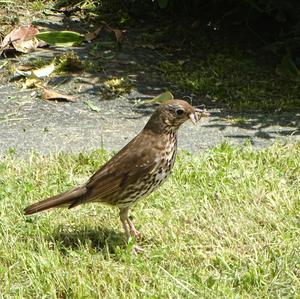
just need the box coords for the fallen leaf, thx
[0,24,38,47]
[12,37,39,53]
[32,63,55,78]
[101,21,126,44]
[0,24,39,54]
[15,68,32,77]
[15,62,55,79]
[85,26,103,42]
[37,40,48,48]
[84,100,101,112]
[111,28,126,44]
[145,91,174,103]
[41,87,76,102]
[16,64,34,71]
[36,31,84,47]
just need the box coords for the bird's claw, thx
[132,245,144,255]
[130,228,141,239]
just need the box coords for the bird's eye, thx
[176,109,184,116]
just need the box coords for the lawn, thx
[0,142,299,298]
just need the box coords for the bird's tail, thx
[24,186,86,215]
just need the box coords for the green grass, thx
[0,142,299,298]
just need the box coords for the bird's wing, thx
[83,130,159,202]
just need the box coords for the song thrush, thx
[24,99,208,251]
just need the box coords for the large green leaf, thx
[145,91,174,103]
[36,31,84,47]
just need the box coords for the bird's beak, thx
[189,112,199,125]
[189,108,210,125]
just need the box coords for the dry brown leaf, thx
[1,24,38,47]
[38,40,48,48]
[15,62,55,79]
[32,63,55,78]
[0,24,39,54]
[101,21,126,44]
[16,64,34,71]
[15,68,32,77]
[112,28,126,44]
[41,87,76,102]
[12,37,39,53]
[84,26,103,42]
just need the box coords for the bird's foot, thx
[132,245,144,255]
[130,227,141,239]
[127,218,141,239]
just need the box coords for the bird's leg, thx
[119,207,141,238]
[119,207,144,254]
[119,207,130,240]
[126,218,141,239]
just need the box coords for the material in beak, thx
[189,108,210,125]
[189,112,198,125]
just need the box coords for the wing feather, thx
[84,130,158,203]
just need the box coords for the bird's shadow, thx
[50,225,126,254]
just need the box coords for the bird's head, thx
[145,99,209,133]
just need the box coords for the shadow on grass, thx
[50,225,126,253]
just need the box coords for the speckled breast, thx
[117,132,178,208]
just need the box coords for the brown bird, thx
[24,99,208,252]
